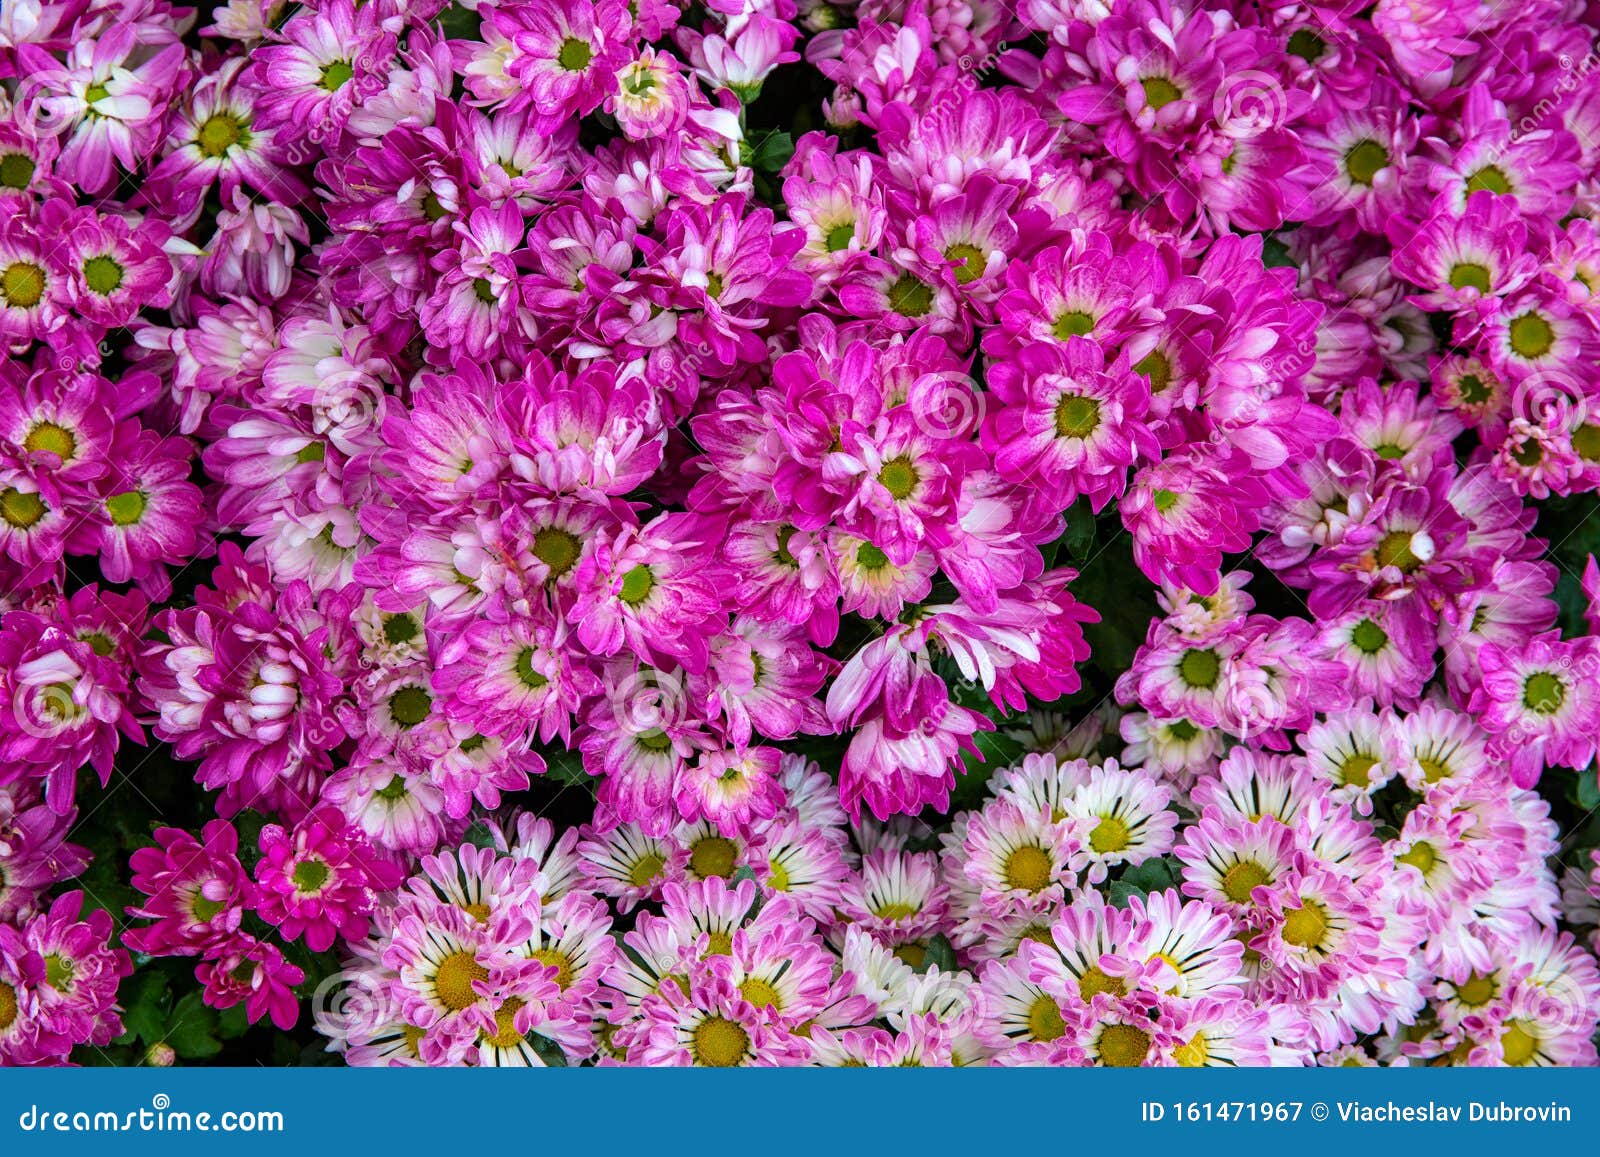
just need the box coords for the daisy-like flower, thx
[1299,702,1401,816]
[1470,632,1600,787]
[1058,762,1177,885]
[986,336,1156,511]
[960,798,1079,914]
[1389,192,1537,312]
[578,821,673,912]
[499,0,632,129]
[254,807,403,952]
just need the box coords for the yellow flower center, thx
[1,261,46,307]
[739,977,782,1010]
[1221,859,1271,905]
[689,837,737,879]
[1,488,46,528]
[1003,845,1054,892]
[1027,995,1066,1042]
[482,997,526,1048]
[1089,816,1131,854]
[1281,900,1328,949]
[530,948,574,990]
[692,1015,750,1067]
[1097,1023,1151,1067]
[434,950,489,1012]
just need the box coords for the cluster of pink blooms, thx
[3,0,1600,1066]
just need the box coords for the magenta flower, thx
[254,807,404,952]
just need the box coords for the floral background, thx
[3,0,1600,1067]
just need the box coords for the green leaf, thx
[462,819,498,850]
[916,934,957,975]
[542,748,596,791]
[1119,856,1178,894]
[528,1032,570,1067]
[165,993,222,1060]
[1060,498,1097,564]
[1578,763,1600,812]
[217,1003,251,1040]
[1106,880,1145,908]
[748,131,795,173]
[118,971,171,1046]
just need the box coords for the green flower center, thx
[878,455,919,500]
[44,953,74,990]
[532,526,581,579]
[1152,487,1179,513]
[1374,530,1421,573]
[196,114,247,159]
[1447,262,1491,292]
[1286,28,1325,61]
[855,542,889,571]
[887,273,933,318]
[1051,310,1095,340]
[1522,671,1565,714]
[1396,840,1437,875]
[618,565,654,605]
[1178,647,1220,689]
[1573,423,1600,462]
[1464,165,1511,195]
[1343,139,1389,186]
[1141,76,1182,110]
[1054,394,1101,440]
[382,612,419,645]
[1350,618,1388,654]
[1167,719,1199,741]
[944,242,986,285]
[319,61,354,91]
[824,221,855,252]
[388,684,432,727]
[1507,312,1555,358]
[512,647,549,691]
[105,490,147,526]
[83,255,124,296]
[0,153,35,190]
[1134,349,1171,392]
[292,859,330,894]
[1456,373,1492,405]
[557,37,594,72]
